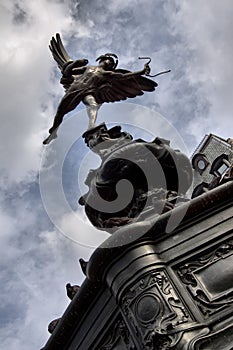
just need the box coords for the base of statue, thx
[79,123,192,231]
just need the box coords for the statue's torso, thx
[72,66,108,89]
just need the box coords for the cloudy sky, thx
[0,0,233,348]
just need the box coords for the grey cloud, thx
[169,0,233,142]
[13,3,29,25]
[1,1,233,349]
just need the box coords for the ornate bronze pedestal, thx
[42,125,233,350]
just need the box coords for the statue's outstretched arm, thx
[105,63,150,79]
[127,63,151,77]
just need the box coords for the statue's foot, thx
[43,130,57,145]
[49,126,56,134]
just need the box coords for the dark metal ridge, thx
[42,279,103,350]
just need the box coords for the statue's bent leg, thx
[43,93,80,144]
[49,93,81,134]
[83,95,101,129]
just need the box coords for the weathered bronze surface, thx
[41,34,233,350]
[42,181,233,349]
[79,124,192,230]
[43,33,157,144]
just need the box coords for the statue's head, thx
[96,53,118,70]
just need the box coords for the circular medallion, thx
[136,294,161,324]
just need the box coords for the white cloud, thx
[0,0,79,183]
[169,0,233,142]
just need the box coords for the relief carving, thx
[177,239,233,317]
[121,269,192,349]
[99,317,136,350]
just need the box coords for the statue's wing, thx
[95,68,158,104]
[49,33,73,71]
[49,33,88,91]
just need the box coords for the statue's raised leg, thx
[42,112,63,144]
[83,95,101,129]
[43,92,81,144]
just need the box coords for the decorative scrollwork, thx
[121,269,192,348]
[140,271,171,295]
[99,317,136,350]
[150,331,183,350]
[177,238,233,317]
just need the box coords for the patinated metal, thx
[43,33,157,144]
[42,181,233,349]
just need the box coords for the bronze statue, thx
[43,33,158,144]
[79,124,193,231]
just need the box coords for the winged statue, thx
[43,33,158,144]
